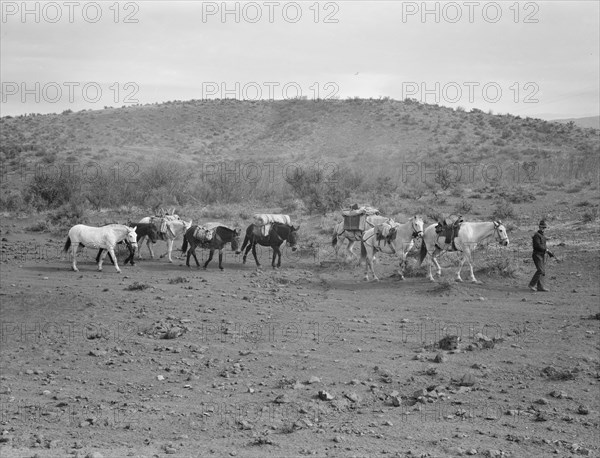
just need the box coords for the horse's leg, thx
[185,242,194,267]
[271,247,278,269]
[137,235,146,259]
[455,252,465,282]
[397,252,406,280]
[464,248,478,283]
[365,246,378,281]
[243,243,251,264]
[71,244,79,272]
[251,243,260,267]
[363,245,371,281]
[161,239,174,262]
[204,249,215,270]
[346,240,356,262]
[426,245,438,282]
[98,248,106,272]
[191,246,201,268]
[218,249,224,271]
[432,247,443,278]
[105,248,120,273]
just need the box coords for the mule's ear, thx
[235,228,241,235]
[293,224,300,231]
[132,226,137,231]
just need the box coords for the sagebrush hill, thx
[1,98,598,212]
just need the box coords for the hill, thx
[552,115,600,130]
[1,99,598,211]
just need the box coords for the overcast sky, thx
[1,1,598,119]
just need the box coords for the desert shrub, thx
[582,208,598,223]
[126,282,150,291]
[575,200,592,207]
[476,255,520,278]
[285,167,351,215]
[25,220,52,232]
[491,200,515,220]
[502,186,536,203]
[0,189,25,211]
[455,200,473,213]
[25,170,82,209]
[48,199,89,230]
[435,168,454,190]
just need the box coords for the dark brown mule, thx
[182,225,241,270]
[240,223,299,269]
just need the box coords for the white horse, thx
[360,216,425,281]
[332,215,391,261]
[418,220,509,283]
[63,224,138,273]
[137,216,192,263]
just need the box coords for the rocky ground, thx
[0,213,598,458]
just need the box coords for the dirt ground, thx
[0,213,598,458]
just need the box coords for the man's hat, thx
[539,220,547,228]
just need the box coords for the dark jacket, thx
[532,230,553,257]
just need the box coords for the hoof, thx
[72,268,79,272]
[455,278,463,283]
[116,269,121,273]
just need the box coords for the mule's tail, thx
[418,240,428,267]
[331,230,338,247]
[360,241,367,264]
[63,237,71,253]
[181,236,188,253]
[240,233,250,253]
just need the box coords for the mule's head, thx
[232,228,242,254]
[493,220,509,246]
[412,215,424,238]
[287,224,300,251]
[183,220,193,231]
[126,226,138,250]
[147,225,160,243]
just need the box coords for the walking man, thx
[529,220,555,292]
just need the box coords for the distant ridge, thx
[552,115,599,130]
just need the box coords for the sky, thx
[1,1,599,119]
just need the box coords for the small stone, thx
[390,396,401,407]
[458,373,476,387]
[466,450,477,456]
[307,376,321,384]
[318,390,334,401]
[88,350,107,357]
[274,394,291,404]
[412,388,427,398]
[535,398,549,405]
[344,392,360,403]
[86,453,104,458]
[157,375,165,381]
[333,436,344,443]
[433,353,447,363]
[577,405,590,415]
[484,450,502,458]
